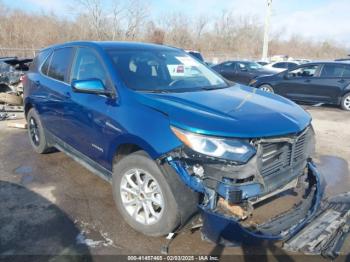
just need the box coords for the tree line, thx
[0,0,347,61]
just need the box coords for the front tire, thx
[112,151,198,236]
[27,108,53,154]
[340,93,350,111]
[259,84,274,93]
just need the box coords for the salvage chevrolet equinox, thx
[24,42,324,245]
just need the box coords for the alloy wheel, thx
[120,168,164,225]
[29,117,40,146]
[259,85,274,93]
[344,95,350,110]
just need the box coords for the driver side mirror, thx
[72,79,114,98]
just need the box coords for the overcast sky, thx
[3,0,350,46]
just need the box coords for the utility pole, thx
[262,0,272,61]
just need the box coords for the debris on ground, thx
[283,192,350,259]
[74,220,115,248]
[6,120,27,129]
[0,112,16,121]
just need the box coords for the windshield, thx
[107,49,227,92]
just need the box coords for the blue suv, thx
[24,42,323,244]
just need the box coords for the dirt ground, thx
[0,105,349,261]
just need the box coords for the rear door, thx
[235,62,255,84]
[274,64,322,102]
[218,62,237,81]
[36,47,75,142]
[314,63,350,104]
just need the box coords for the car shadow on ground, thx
[0,180,92,262]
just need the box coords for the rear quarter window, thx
[47,47,74,82]
[30,49,50,72]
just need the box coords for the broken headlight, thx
[171,126,256,163]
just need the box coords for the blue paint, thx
[25,41,311,172]
[216,180,263,202]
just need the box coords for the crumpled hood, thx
[136,85,311,138]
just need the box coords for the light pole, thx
[262,0,272,61]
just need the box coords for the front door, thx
[65,47,120,170]
[275,64,322,103]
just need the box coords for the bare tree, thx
[125,0,149,40]
[0,0,347,60]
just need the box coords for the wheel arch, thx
[24,102,34,119]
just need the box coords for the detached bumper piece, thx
[283,192,350,259]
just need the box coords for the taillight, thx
[21,75,27,85]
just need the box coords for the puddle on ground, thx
[14,166,32,175]
[20,174,34,185]
[316,155,350,197]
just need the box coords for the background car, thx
[249,61,350,111]
[256,61,269,66]
[211,60,277,85]
[263,61,300,72]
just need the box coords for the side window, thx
[274,62,286,69]
[41,52,52,75]
[237,63,247,71]
[30,49,50,72]
[287,63,298,70]
[320,64,345,78]
[342,65,350,78]
[289,64,320,78]
[222,62,235,70]
[47,48,74,82]
[71,48,107,85]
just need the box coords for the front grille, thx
[260,128,311,178]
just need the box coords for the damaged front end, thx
[163,125,329,246]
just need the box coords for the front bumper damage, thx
[163,146,350,258]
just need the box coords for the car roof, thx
[301,61,350,66]
[40,41,180,52]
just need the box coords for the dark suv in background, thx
[249,62,350,111]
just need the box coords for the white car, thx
[263,61,300,72]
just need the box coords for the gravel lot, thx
[0,105,349,260]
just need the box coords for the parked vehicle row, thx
[24,41,325,246]
[249,61,350,111]
[211,57,350,111]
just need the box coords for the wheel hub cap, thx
[120,168,164,225]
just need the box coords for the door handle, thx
[304,79,311,83]
[338,79,345,83]
[34,80,40,86]
[65,92,71,98]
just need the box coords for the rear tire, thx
[112,151,198,236]
[259,84,274,93]
[340,93,350,111]
[27,108,53,154]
